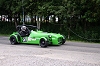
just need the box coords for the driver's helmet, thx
[21,26,26,31]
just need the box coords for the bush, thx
[0,21,100,42]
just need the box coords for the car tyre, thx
[10,36,18,45]
[40,39,48,48]
[62,38,65,45]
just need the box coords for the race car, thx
[9,25,66,47]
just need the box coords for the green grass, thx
[0,34,10,37]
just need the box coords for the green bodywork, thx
[10,25,65,47]
[10,30,65,45]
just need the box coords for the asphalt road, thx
[0,36,100,66]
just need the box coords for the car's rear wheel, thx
[40,39,48,48]
[10,36,18,45]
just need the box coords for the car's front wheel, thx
[10,36,18,45]
[40,39,48,48]
[62,38,66,45]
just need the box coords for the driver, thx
[21,26,27,31]
[20,26,30,37]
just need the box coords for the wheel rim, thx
[40,39,48,48]
[41,40,45,45]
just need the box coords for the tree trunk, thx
[37,16,41,30]
[14,14,17,28]
[68,18,72,39]
[18,13,20,24]
[34,15,36,24]
[31,13,33,25]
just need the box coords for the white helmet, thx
[21,26,26,31]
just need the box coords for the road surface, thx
[0,36,100,66]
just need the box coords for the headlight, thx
[48,35,52,38]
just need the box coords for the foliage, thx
[0,0,99,23]
[0,0,100,42]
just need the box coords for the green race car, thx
[9,25,66,47]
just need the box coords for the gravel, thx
[0,37,100,66]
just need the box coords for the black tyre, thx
[10,36,18,45]
[40,39,48,48]
[62,38,65,45]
